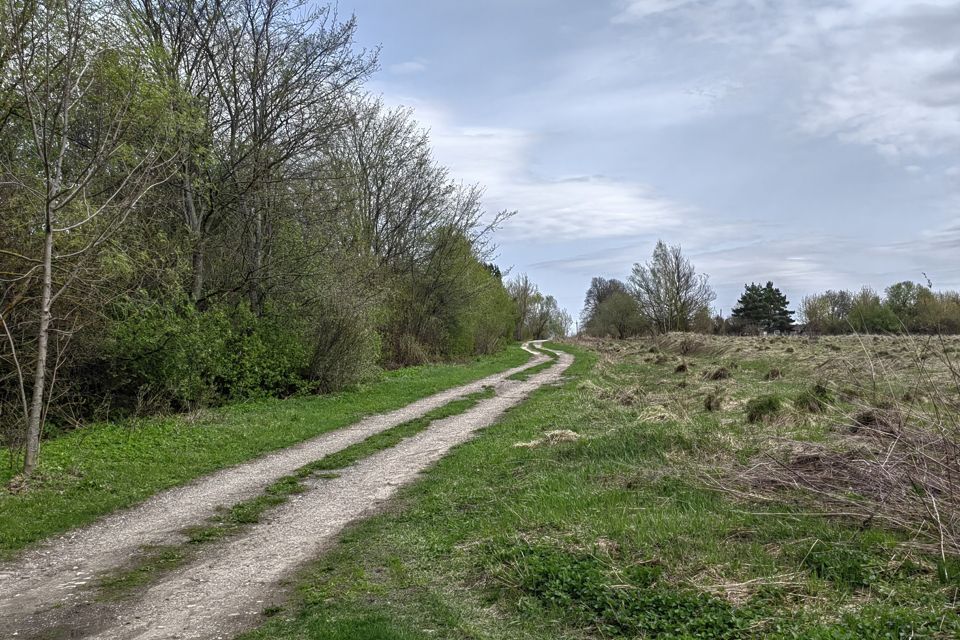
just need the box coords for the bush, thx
[746,394,782,423]
[307,304,381,393]
[100,297,311,411]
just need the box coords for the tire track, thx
[0,343,550,635]
[88,345,572,640]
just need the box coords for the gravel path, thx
[0,343,568,639]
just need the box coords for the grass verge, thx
[0,346,530,556]
[237,340,960,639]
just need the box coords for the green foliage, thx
[383,232,516,365]
[746,394,783,422]
[585,291,648,338]
[801,282,960,335]
[731,281,795,333]
[102,297,311,410]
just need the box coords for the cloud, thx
[388,60,428,75]
[612,0,703,23]
[387,97,691,241]
[610,0,960,161]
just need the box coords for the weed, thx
[795,383,834,413]
[492,543,748,639]
[706,367,732,381]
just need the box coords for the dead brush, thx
[704,390,725,412]
[651,333,730,358]
[705,367,732,381]
[708,334,960,565]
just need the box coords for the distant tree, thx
[884,281,933,330]
[629,241,715,333]
[800,289,855,334]
[507,274,537,341]
[731,282,794,333]
[581,277,629,324]
[587,292,646,339]
[529,294,563,339]
[849,287,898,333]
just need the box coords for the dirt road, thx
[0,342,571,639]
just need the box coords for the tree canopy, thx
[731,282,795,333]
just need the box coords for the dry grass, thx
[581,333,960,562]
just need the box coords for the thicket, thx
[801,282,960,335]
[0,0,562,475]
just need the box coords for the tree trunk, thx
[191,241,205,303]
[24,222,53,476]
[183,173,205,303]
[248,202,264,314]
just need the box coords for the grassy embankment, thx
[241,336,960,639]
[0,345,531,556]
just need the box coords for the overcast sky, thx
[338,0,960,321]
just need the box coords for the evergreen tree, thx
[732,282,795,332]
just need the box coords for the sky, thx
[336,0,960,322]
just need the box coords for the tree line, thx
[581,241,960,339]
[0,0,566,476]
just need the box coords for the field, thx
[242,336,960,639]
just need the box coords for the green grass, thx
[0,346,531,556]
[237,340,960,640]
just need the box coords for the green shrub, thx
[746,394,782,423]
[101,296,310,410]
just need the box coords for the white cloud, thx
[388,97,690,241]
[612,0,703,23]
[611,0,960,161]
[388,60,428,75]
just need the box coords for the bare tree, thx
[629,240,715,333]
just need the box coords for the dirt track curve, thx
[0,342,572,639]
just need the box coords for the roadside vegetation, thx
[241,337,960,639]
[0,346,530,555]
[0,0,571,480]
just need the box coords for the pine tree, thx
[732,282,795,332]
